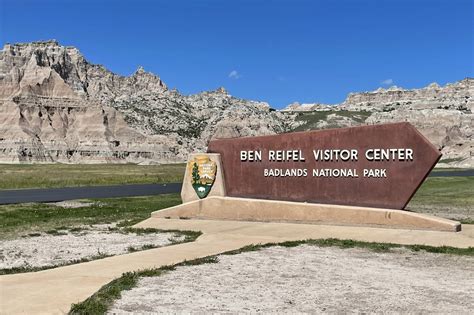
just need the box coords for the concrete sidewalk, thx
[1,218,473,314]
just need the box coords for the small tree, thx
[192,162,200,184]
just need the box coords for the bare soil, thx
[110,245,474,314]
[45,200,100,208]
[0,224,183,270]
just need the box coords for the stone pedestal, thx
[153,196,461,232]
[174,153,461,232]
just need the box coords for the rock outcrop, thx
[0,40,471,167]
[0,40,289,163]
[281,102,337,112]
[340,80,472,112]
[284,79,473,167]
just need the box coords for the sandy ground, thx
[110,245,474,314]
[46,200,99,208]
[0,224,183,270]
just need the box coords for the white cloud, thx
[381,78,394,85]
[228,70,241,79]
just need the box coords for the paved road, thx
[0,169,471,205]
[429,169,474,177]
[0,183,182,205]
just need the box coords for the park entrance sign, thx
[207,122,441,210]
[156,122,459,231]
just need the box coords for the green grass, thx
[0,163,185,189]
[222,238,474,256]
[408,176,474,209]
[437,157,465,164]
[1,174,471,239]
[0,194,182,239]
[120,226,201,244]
[69,238,474,314]
[432,167,471,172]
[292,110,372,131]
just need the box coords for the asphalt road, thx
[0,169,471,205]
[429,169,474,177]
[0,183,182,205]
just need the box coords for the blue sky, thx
[1,0,472,108]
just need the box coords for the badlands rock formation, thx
[282,102,336,112]
[284,79,473,167]
[347,81,472,167]
[0,40,288,163]
[0,40,471,166]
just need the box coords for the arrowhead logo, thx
[188,155,217,199]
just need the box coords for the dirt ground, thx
[0,224,183,270]
[110,245,474,314]
[46,200,99,208]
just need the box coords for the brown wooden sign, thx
[207,122,441,210]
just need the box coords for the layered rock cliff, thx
[284,79,473,167]
[0,40,289,163]
[0,40,471,167]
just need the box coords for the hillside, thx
[283,79,473,167]
[0,40,471,167]
[0,40,290,163]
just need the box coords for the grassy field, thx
[0,162,467,190]
[0,164,186,189]
[437,157,465,165]
[0,194,182,239]
[0,176,471,239]
[408,177,474,209]
[0,164,471,239]
[431,168,472,172]
[406,176,473,222]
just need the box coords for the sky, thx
[0,0,472,108]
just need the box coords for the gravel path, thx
[0,224,183,270]
[110,245,474,314]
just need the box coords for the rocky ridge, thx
[0,40,471,167]
[284,79,473,167]
[0,40,289,163]
[282,102,336,112]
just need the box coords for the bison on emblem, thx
[188,155,217,199]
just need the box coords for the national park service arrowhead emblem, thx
[188,155,217,199]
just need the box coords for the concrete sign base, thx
[174,150,460,232]
[154,196,461,232]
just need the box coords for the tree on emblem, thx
[192,162,200,184]
[190,157,216,199]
